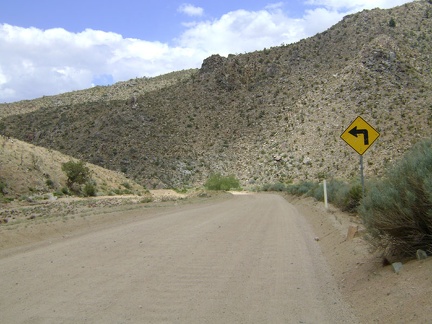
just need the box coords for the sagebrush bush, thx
[204,173,241,191]
[308,183,324,201]
[286,181,317,196]
[325,179,349,207]
[286,179,362,212]
[359,138,432,258]
[261,182,286,192]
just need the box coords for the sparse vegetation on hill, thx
[61,160,97,196]
[0,135,149,202]
[0,69,196,119]
[62,160,91,187]
[0,1,431,191]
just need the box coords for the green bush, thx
[122,182,132,190]
[284,179,362,213]
[343,184,363,212]
[359,138,432,258]
[261,182,286,192]
[62,160,91,188]
[0,181,7,195]
[83,182,97,197]
[53,190,64,197]
[45,179,55,188]
[286,181,317,196]
[204,173,241,191]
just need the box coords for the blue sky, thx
[0,0,412,103]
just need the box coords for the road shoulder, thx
[286,193,432,323]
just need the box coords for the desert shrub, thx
[261,182,286,192]
[286,181,317,196]
[204,173,241,191]
[324,179,348,206]
[83,182,97,197]
[122,182,132,190]
[53,190,64,197]
[343,184,363,212]
[0,181,10,203]
[308,183,324,201]
[0,181,7,195]
[61,160,91,188]
[45,179,55,188]
[359,138,432,258]
[140,196,153,203]
[285,178,362,212]
[325,179,362,212]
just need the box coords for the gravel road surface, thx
[0,193,357,323]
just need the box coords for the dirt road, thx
[0,193,357,323]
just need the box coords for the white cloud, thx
[178,4,204,17]
[176,9,306,55]
[265,2,285,10]
[0,66,8,85]
[302,8,344,36]
[0,1,413,103]
[0,24,204,102]
[304,0,411,11]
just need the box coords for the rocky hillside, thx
[0,135,148,199]
[0,69,196,119]
[1,1,431,189]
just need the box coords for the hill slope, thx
[1,1,431,189]
[0,136,147,199]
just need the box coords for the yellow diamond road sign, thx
[341,116,380,155]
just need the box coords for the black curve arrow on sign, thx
[349,126,369,145]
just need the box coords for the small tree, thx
[389,17,396,27]
[61,160,91,189]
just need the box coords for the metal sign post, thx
[341,116,380,197]
[360,155,365,197]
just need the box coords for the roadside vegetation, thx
[262,137,432,260]
[359,138,432,259]
[204,173,241,191]
[261,179,362,213]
